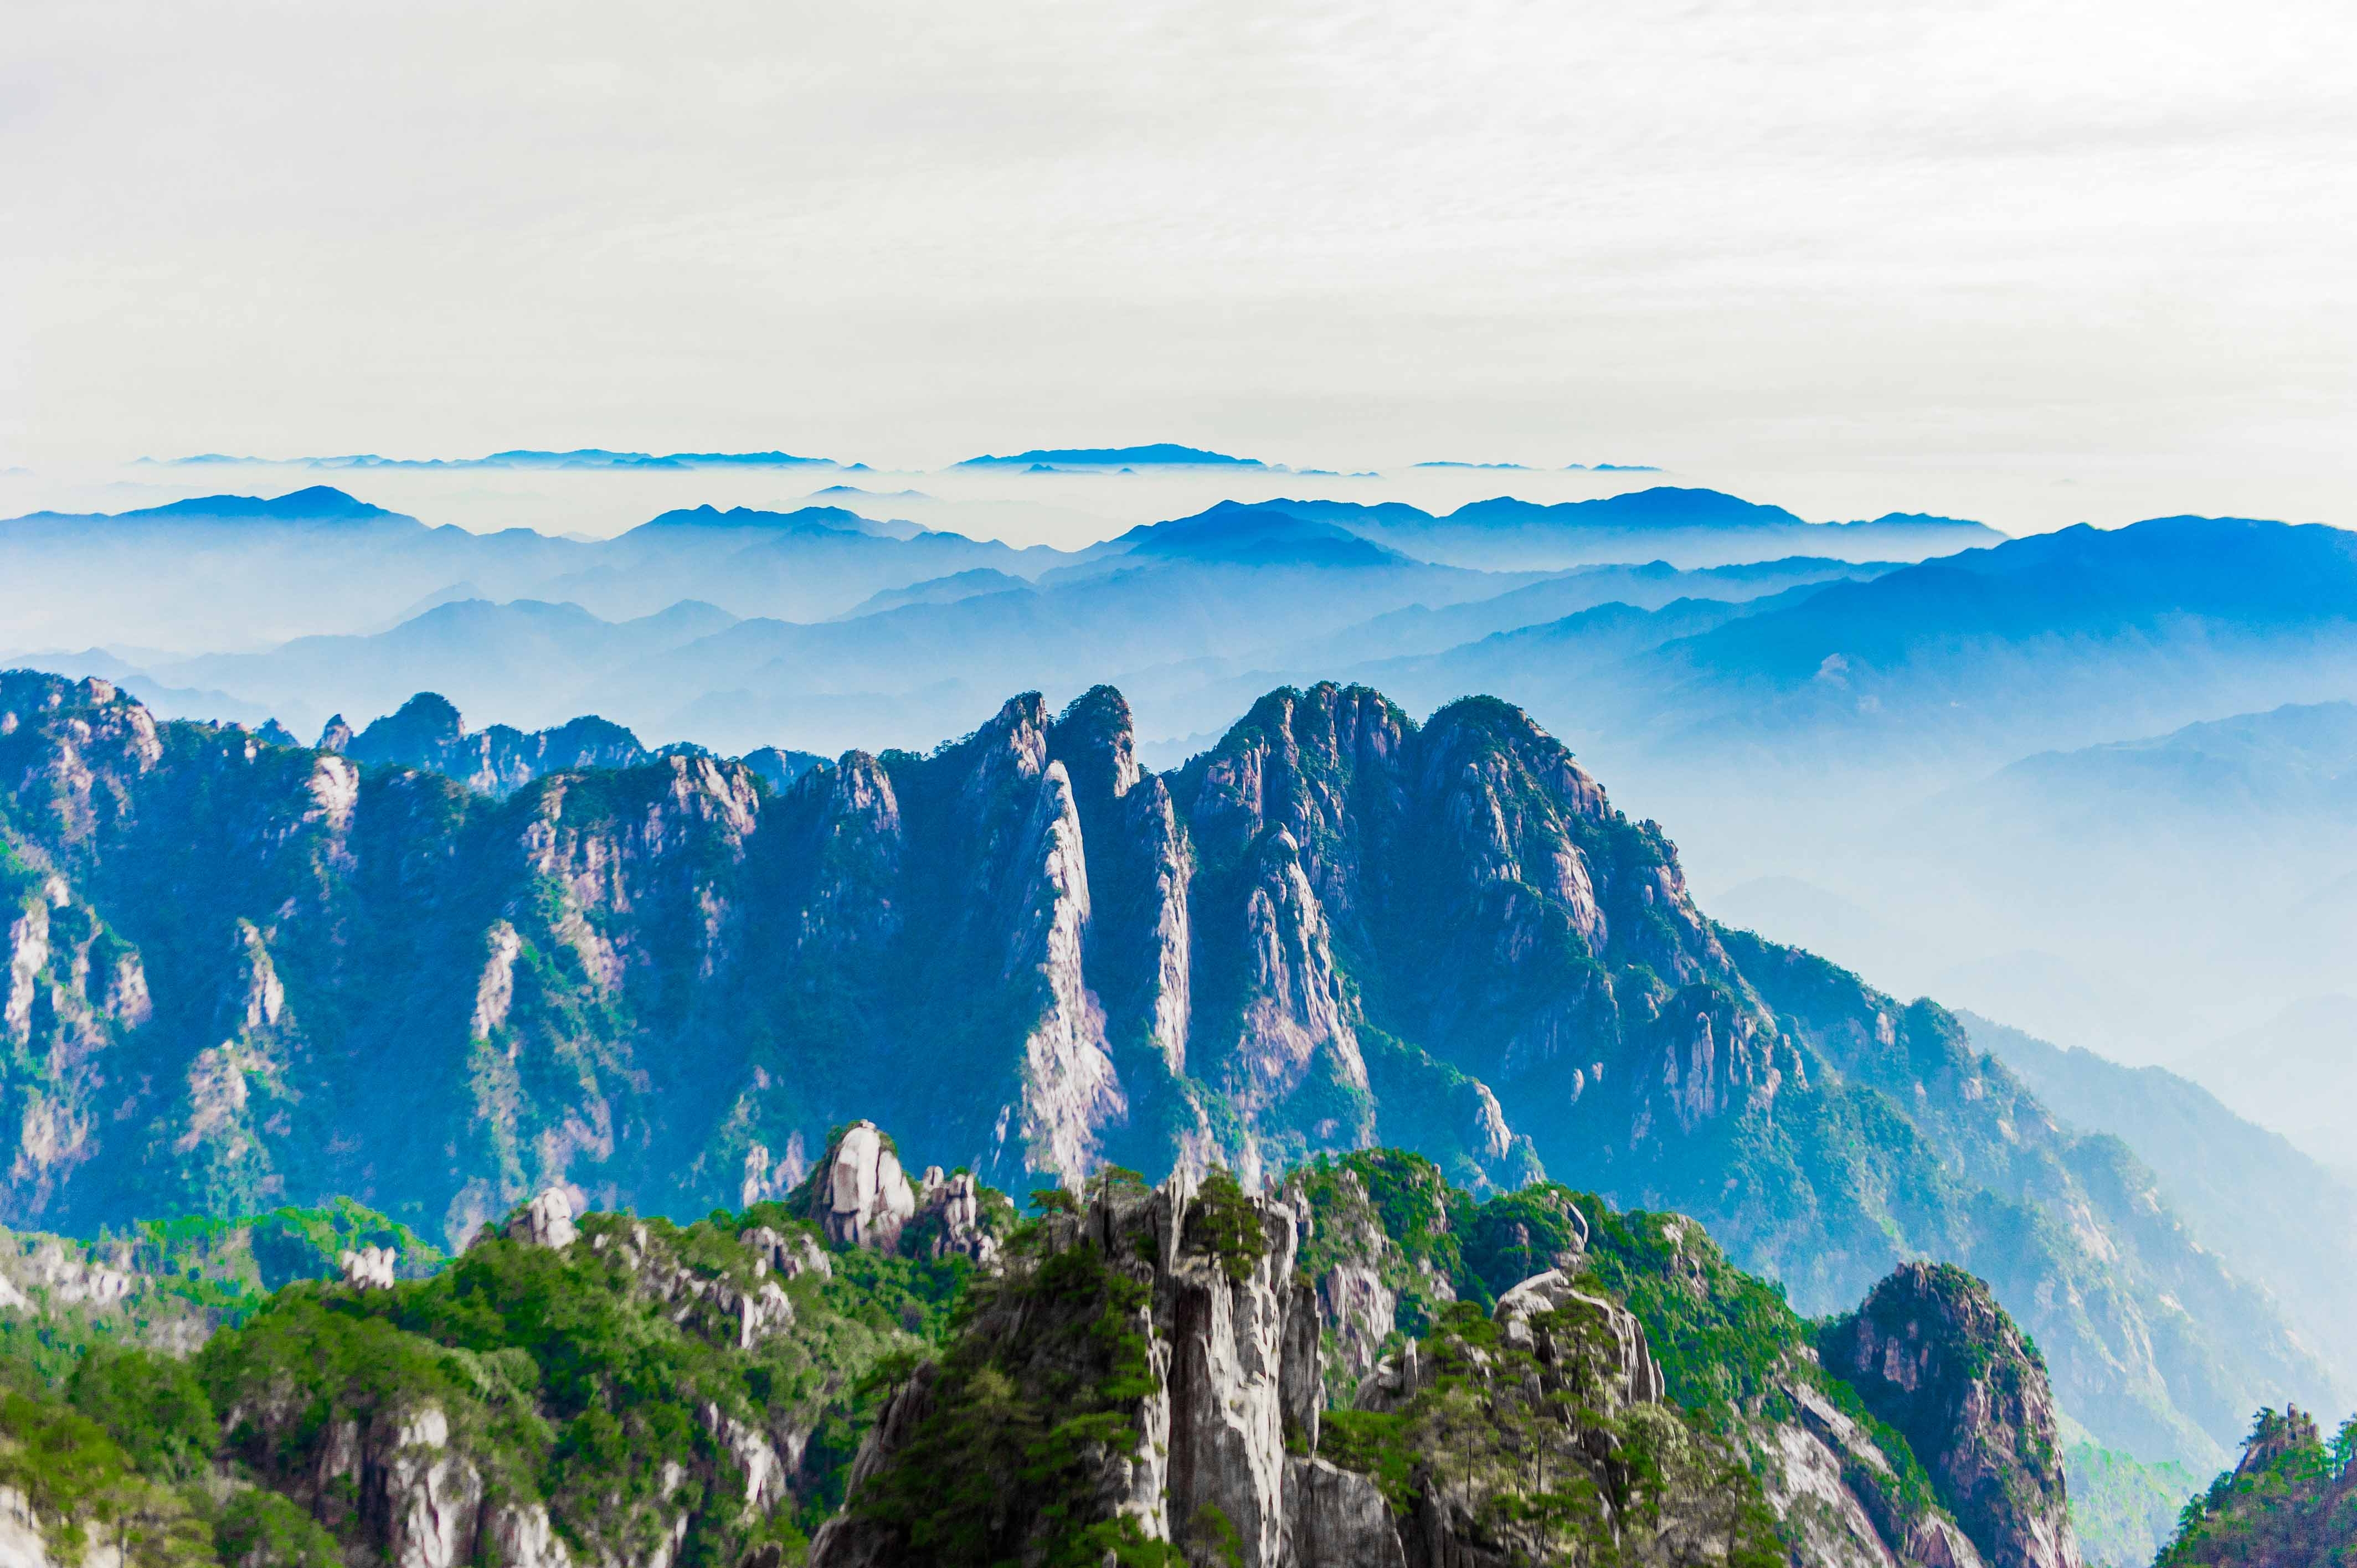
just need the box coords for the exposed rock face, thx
[375,1407,486,1568]
[1765,1383,1991,1568]
[0,669,2328,1476]
[1286,1459,1407,1568]
[506,1189,578,1250]
[809,1122,915,1249]
[1499,1267,1666,1404]
[340,1244,399,1288]
[808,1172,1793,1568]
[998,759,1126,1179]
[1283,1158,1464,1402]
[739,1223,833,1281]
[1823,1263,2083,1568]
[811,1176,1398,1568]
[909,1165,999,1265]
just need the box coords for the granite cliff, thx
[0,670,2327,1467]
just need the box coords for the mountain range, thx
[0,483,1985,658]
[14,487,2357,1106]
[0,668,2340,1472]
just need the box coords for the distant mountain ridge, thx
[7,484,412,528]
[954,442,1265,467]
[1255,486,2001,569]
[321,690,826,798]
[163,447,843,469]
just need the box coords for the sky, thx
[6,0,2355,534]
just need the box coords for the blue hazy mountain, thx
[0,486,585,649]
[1615,515,2357,765]
[166,447,841,469]
[596,508,1541,753]
[1289,555,1902,663]
[1965,1011,2357,1392]
[953,442,1265,468]
[617,501,924,540]
[155,598,740,738]
[1252,486,1999,569]
[1061,500,1421,572]
[0,488,1074,648]
[835,566,1036,618]
[2173,999,2357,1185]
[7,483,414,529]
[1983,702,2357,821]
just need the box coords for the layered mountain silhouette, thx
[0,483,1989,655]
[1260,488,1998,569]
[0,669,2335,1469]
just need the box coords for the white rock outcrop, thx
[820,1122,915,1249]
[507,1188,579,1250]
[339,1244,398,1289]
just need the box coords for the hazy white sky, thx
[6,0,2354,531]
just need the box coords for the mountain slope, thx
[0,670,2328,1469]
[2171,1001,2357,1180]
[1965,1012,2357,1390]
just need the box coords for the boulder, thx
[1494,1267,1664,1409]
[507,1188,578,1250]
[339,1245,398,1290]
[819,1122,915,1249]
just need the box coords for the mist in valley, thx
[5,457,2354,1180]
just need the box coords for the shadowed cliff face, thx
[0,669,2334,1470]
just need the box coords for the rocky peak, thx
[1183,683,1411,931]
[908,1166,999,1265]
[1822,1262,2082,1568]
[2163,1404,2357,1568]
[948,691,1050,835]
[341,692,656,798]
[2236,1405,2323,1478]
[1046,683,1143,805]
[805,1122,916,1249]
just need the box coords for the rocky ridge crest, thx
[0,668,2325,1468]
